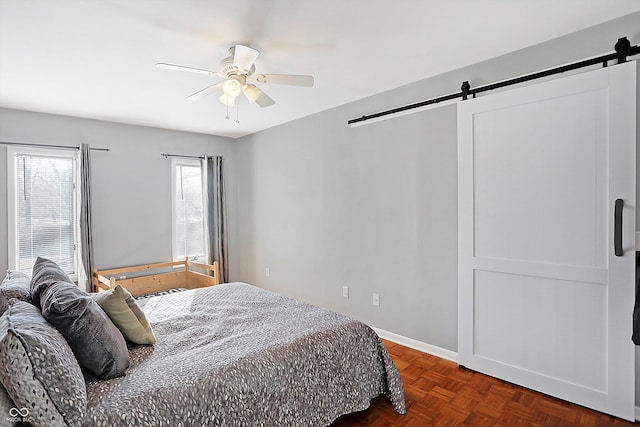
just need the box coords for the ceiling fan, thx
[156,44,314,108]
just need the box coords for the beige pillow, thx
[91,285,156,345]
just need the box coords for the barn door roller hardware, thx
[348,37,640,125]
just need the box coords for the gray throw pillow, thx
[0,300,86,427]
[30,257,75,310]
[1,271,31,301]
[0,271,32,317]
[30,257,130,379]
[0,384,14,425]
[0,292,9,318]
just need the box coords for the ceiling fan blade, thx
[233,45,260,73]
[243,84,275,107]
[156,63,222,77]
[254,74,314,87]
[186,82,224,101]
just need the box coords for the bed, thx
[85,264,406,426]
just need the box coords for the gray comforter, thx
[84,283,406,426]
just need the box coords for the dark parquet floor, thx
[332,340,636,427]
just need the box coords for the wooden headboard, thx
[93,258,219,296]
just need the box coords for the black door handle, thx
[614,199,623,257]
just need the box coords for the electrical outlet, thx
[373,293,380,306]
[342,286,349,298]
[265,267,270,277]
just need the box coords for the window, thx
[7,147,78,277]
[171,158,206,261]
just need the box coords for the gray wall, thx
[236,102,458,349]
[0,108,239,277]
[235,13,640,403]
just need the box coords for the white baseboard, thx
[372,326,640,421]
[371,326,458,363]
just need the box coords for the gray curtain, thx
[79,143,94,291]
[206,156,228,283]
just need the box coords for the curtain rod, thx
[348,37,640,125]
[161,153,206,160]
[0,140,110,152]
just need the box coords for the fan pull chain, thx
[236,102,240,124]
[225,98,230,120]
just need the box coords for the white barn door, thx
[458,61,636,421]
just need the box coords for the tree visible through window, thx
[8,148,77,275]
[172,159,206,261]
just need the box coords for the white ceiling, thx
[1,1,639,139]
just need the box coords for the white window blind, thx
[9,149,77,275]
[172,159,206,261]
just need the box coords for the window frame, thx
[7,146,79,279]
[170,157,207,262]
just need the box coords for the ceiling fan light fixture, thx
[157,43,313,113]
[242,84,261,104]
[219,94,236,107]
[222,78,242,98]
